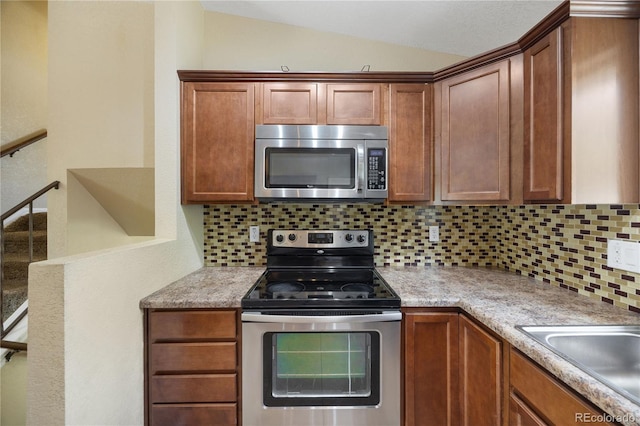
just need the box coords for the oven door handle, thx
[241,311,401,323]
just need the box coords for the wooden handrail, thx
[0,129,47,158]
[1,180,60,340]
[1,181,60,222]
[0,341,26,351]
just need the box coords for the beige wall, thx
[1,0,48,215]
[46,0,156,257]
[28,1,204,424]
[203,11,466,71]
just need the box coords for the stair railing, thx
[0,129,47,158]
[1,177,59,351]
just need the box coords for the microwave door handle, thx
[357,144,365,194]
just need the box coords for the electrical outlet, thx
[250,226,260,243]
[429,225,439,243]
[607,239,640,273]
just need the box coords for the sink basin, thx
[517,325,640,405]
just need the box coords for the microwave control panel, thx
[367,148,387,190]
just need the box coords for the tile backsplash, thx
[203,203,640,314]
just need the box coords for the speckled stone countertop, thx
[140,265,640,425]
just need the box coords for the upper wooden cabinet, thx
[389,84,432,202]
[438,60,511,202]
[326,83,382,125]
[261,82,320,124]
[523,18,639,204]
[523,28,564,202]
[181,82,255,203]
[258,82,381,125]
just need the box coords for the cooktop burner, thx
[241,229,400,311]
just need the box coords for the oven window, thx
[265,148,355,188]
[263,331,380,407]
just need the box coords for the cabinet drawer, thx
[149,310,236,341]
[151,403,237,426]
[510,349,614,425]
[151,342,236,373]
[151,374,237,403]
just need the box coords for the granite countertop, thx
[140,265,640,425]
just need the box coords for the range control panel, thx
[271,229,369,248]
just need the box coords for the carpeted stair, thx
[2,212,47,322]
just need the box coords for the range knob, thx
[288,233,297,242]
[357,234,366,243]
[345,233,354,242]
[275,234,284,243]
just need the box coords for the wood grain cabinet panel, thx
[389,84,432,202]
[523,28,564,202]
[440,60,511,201]
[151,374,237,403]
[326,83,382,125]
[459,315,503,426]
[509,393,548,426]
[149,310,236,341]
[261,82,319,124]
[151,404,237,426]
[151,342,236,374]
[181,82,254,203]
[523,18,639,204]
[403,311,459,426]
[145,309,240,426]
[510,349,615,426]
[403,312,506,426]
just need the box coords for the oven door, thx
[254,138,364,200]
[242,312,401,426]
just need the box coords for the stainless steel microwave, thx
[254,125,388,202]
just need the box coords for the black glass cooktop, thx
[241,268,400,311]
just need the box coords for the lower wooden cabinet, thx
[145,309,240,426]
[403,310,504,426]
[459,315,503,426]
[404,311,459,426]
[509,349,616,426]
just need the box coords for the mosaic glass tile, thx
[203,203,640,313]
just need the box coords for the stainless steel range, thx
[241,229,401,426]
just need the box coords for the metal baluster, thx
[29,202,34,263]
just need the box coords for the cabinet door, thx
[181,82,254,203]
[326,83,381,125]
[459,315,503,426]
[523,28,564,202]
[261,82,319,124]
[440,60,510,201]
[510,349,616,426]
[509,394,549,426]
[404,312,459,426]
[389,84,432,202]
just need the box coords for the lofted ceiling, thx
[199,0,564,58]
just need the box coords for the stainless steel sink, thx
[517,325,640,405]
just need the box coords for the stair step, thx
[3,212,47,232]
[3,230,47,255]
[2,279,27,322]
[3,253,47,280]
